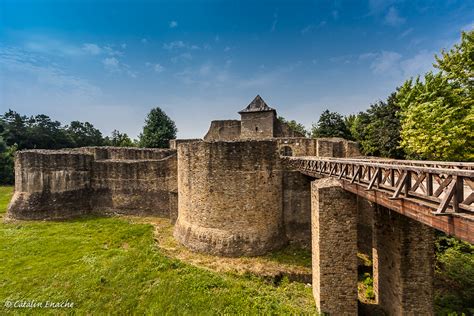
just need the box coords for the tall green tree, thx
[138,107,177,148]
[278,116,308,136]
[67,121,104,147]
[311,109,352,139]
[396,30,474,161]
[106,130,135,147]
[350,93,404,158]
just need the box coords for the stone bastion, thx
[6,138,359,256]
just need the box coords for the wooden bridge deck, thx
[283,156,474,244]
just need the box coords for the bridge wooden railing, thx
[282,156,474,243]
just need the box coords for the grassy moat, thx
[0,186,316,314]
[1,186,472,315]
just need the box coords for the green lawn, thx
[0,186,316,315]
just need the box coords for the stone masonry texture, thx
[7,147,178,220]
[311,178,358,315]
[173,140,287,256]
[373,206,435,315]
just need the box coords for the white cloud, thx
[224,46,231,52]
[370,51,402,75]
[102,57,136,78]
[332,10,339,20]
[384,7,405,26]
[171,52,192,63]
[82,43,101,55]
[103,57,119,69]
[400,50,435,78]
[163,40,186,50]
[0,46,101,96]
[363,49,435,79]
[141,38,148,44]
[121,43,127,49]
[368,0,397,14]
[169,20,178,28]
[461,22,474,32]
[146,62,164,73]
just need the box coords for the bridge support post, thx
[373,206,434,315]
[311,178,358,315]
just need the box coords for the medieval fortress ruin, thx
[6,96,438,315]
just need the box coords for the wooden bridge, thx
[283,156,474,244]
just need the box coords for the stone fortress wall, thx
[6,95,361,256]
[7,147,178,220]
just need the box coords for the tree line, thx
[305,30,473,163]
[0,107,177,184]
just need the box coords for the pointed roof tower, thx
[238,95,276,114]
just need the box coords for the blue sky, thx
[1,0,472,138]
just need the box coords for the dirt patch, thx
[126,216,312,282]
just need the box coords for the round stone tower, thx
[173,140,287,256]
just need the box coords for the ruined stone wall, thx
[174,140,287,256]
[203,120,241,141]
[316,137,361,157]
[276,137,360,158]
[282,171,312,247]
[7,150,94,220]
[169,139,202,150]
[7,147,177,220]
[276,138,318,156]
[91,154,177,217]
[240,111,276,139]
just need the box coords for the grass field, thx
[0,186,317,314]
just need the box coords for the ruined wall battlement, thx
[7,147,177,220]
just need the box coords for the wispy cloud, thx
[370,51,402,75]
[141,38,148,44]
[301,21,327,34]
[361,49,435,78]
[146,62,164,73]
[171,52,193,63]
[82,43,101,55]
[164,40,185,50]
[398,27,413,39]
[461,22,474,32]
[82,43,123,56]
[384,7,405,26]
[332,10,339,20]
[271,12,278,32]
[169,20,178,28]
[102,57,136,78]
[0,46,101,96]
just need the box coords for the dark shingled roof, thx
[238,95,276,114]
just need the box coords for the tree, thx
[311,109,352,139]
[278,116,308,136]
[0,136,16,185]
[396,30,474,161]
[138,107,177,148]
[350,93,405,158]
[67,121,104,147]
[106,130,135,147]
